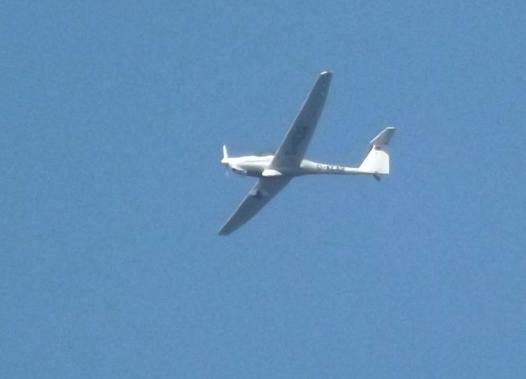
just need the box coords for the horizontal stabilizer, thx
[369,127,395,147]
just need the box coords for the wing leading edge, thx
[218,177,291,235]
[270,71,332,169]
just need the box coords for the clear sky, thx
[2,1,525,378]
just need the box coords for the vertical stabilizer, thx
[359,127,395,175]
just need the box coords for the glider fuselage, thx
[222,155,364,177]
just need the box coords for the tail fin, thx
[221,145,229,164]
[359,127,396,175]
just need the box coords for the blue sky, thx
[2,1,525,377]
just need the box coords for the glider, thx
[219,71,395,235]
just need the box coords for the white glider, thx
[219,71,395,235]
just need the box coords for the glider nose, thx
[221,145,229,164]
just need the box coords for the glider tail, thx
[359,127,396,176]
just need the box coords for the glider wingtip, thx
[218,226,231,236]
